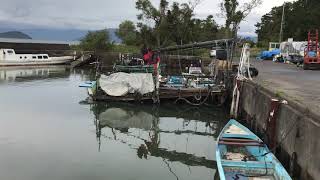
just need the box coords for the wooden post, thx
[266,98,280,150]
[155,61,160,103]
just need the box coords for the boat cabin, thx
[0,49,50,61]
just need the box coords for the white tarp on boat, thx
[99,72,155,96]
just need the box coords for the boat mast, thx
[279,2,285,43]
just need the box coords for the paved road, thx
[252,60,320,114]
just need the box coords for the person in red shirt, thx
[142,48,152,65]
[142,48,161,66]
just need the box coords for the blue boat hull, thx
[216,119,292,180]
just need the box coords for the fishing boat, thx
[216,119,292,180]
[113,64,166,73]
[113,52,165,73]
[79,78,223,104]
[0,48,74,66]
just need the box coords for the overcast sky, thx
[0,0,296,36]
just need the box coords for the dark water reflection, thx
[0,66,228,180]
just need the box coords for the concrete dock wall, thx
[238,81,320,180]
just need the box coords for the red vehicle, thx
[303,30,320,70]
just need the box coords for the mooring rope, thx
[230,43,251,118]
[193,89,202,101]
[174,87,212,106]
[238,43,252,80]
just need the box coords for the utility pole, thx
[279,2,285,43]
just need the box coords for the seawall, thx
[238,80,320,180]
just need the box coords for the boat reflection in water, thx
[91,102,228,179]
[0,66,70,83]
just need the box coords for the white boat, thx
[0,49,74,66]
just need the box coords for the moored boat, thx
[0,49,74,66]
[216,119,292,180]
[113,52,165,73]
[113,64,166,73]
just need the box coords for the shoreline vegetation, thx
[73,0,262,53]
[72,0,318,58]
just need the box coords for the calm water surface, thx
[0,66,228,180]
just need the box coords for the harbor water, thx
[0,66,228,180]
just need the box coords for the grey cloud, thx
[0,0,288,36]
[0,0,137,29]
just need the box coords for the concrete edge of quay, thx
[237,80,320,180]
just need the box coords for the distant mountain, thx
[0,28,122,43]
[20,29,87,41]
[239,35,258,43]
[0,31,32,39]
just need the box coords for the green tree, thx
[134,0,231,47]
[80,29,110,51]
[219,0,262,38]
[136,23,157,47]
[166,2,195,44]
[135,0,202,47]
[255,6,283,47]
[190,15,220,42]
[136,0,169,47]
[256,0,320,47]
[117,20,137,46]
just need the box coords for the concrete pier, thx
[238,61,320,180]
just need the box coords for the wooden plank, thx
[220,138,262,143]
[93,86,224,103]
[218,141,264,146]
[222,160,273,169]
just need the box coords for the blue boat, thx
[79,81,97,96]
[216,119,292,180]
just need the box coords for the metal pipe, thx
[157,39,234,52]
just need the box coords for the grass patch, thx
[70,44,140,54]
[275,90,285,98]
[111,44,140,54]
[261,80,270,86]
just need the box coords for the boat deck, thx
[92,86,225,104]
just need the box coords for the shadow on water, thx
[0,66,96,83]
[89,102,229,179]
[0,66,70,83]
